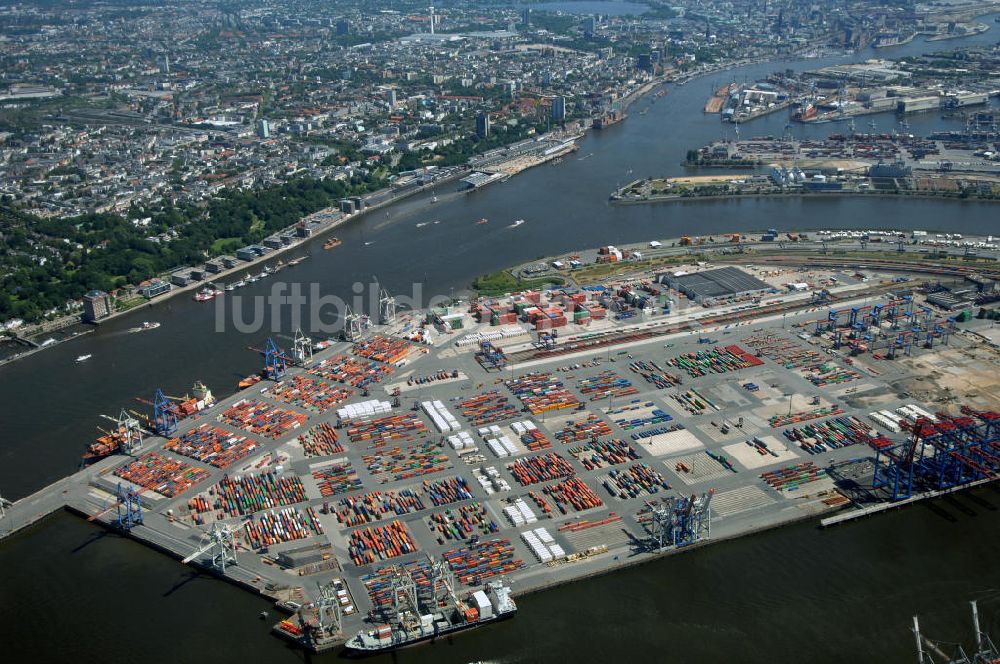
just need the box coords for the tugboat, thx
[344,579,516,655]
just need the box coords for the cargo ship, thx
[324,237,343,250]
[344,579,516,655]
[82,425,132,463]
[792,103,817,122]
[238,373,264,389]
[593,110,627,129]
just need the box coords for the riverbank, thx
[610,189,1000,205]
[0,167,470,368]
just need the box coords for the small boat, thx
[225,283,237,291]
[433,220,440,225]
[141,321,160,330]
[194,286,222,301]
[288,256,306,266]
[416,222,429,228]
[476,218,488,225]
[510,219,525,228]
[431,195,438,203]
[364,241,374,246]
[324,237,343,250]
[76,354,92,363]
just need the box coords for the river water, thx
[3,24,1000,662]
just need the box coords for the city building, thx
[476,112,491,138]
[82,290,111,322]
[552,96,567,122]
[386,89,397,107]
[256,119,270,139]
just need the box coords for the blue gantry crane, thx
[116,482,143,531]
[263,336,287,379]
[150,388,178,435]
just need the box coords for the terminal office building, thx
[657,266,772,303]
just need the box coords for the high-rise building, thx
[476,112,490,138]
[522,7,530,26]
[552,96,566,122]
[82,290,111,322]
[387,89,397,107]
[256,119,270,139]
[336,19,349,35]
[429,5,435,35]
[585,16,598,35]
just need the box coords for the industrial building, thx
[658,266,772,303]
[82,290,112,322]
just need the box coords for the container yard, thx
[220,399,309,439]
[308,354,393,388]
[504,372,580,414]
[362,441,451,482]
[554,413,614,443]
[457,391,518,425]
[267,375,353,413]
[297,422,344,457]
[345,412,428,446]
[347,520,418,565]
[332,489,427,526]
[507,453,577,486]
[311,461,363,497]
[18,243,1000,654]
[426,503,500,542]
[577,370,640,401]
[165,424,259,469]
[188,471,307,519]
[567,439,641,470]
[114,451,210,498]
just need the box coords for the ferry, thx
[344,580,516,655]
[324,237,343,250]
[76,354,92,363]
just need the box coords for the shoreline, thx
[610,190,1000,205]
[0,168,470,368]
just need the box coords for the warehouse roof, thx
[663,266,771,299]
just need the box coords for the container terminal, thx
[4,230,1000,653]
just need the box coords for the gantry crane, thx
[292,328,313,365]
[182,521,240,573]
